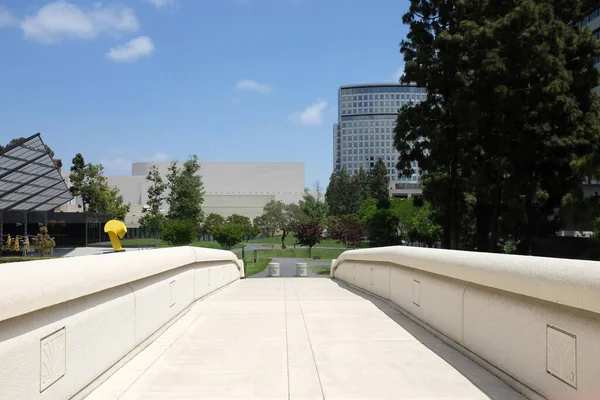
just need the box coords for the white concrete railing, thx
[331,247,600,400]
[0,247,243,400]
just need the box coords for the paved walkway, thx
[85,278,525,400]
[250,257,330,278]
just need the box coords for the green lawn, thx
[241,257,272,277]
[249,235,345,249]
[100,238,244,250]
[252,247,345,262]
[310,265,331,276]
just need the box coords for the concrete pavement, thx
[85,278,525,400]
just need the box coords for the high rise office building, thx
[333,83,426,196]
[580,8,600,94]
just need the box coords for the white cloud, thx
[0,5,18,28]
[100,150,132,175]
[236,79,272,94]
[106,36,155,62]
[393,64,405,82]
[145,0,178,8]
[148,152,169,162]
[290,99,328,126]
[21,1,139,44]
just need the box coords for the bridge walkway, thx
[86,277,525,400]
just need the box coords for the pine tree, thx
[396,0,600,253]
[368,159,390,205]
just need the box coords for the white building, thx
[60,162,305,229]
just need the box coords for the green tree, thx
[395,0,473,250]
[396,0,600,253]
[391,198,441,247]
[365,208,400,248]
[294,221,323,257]
[253,215,268,237]
[69,153,87,209]
[100,185,130,220]
[281,203,304,248]
[69,155,130,219]
[260,200,286,238]
[139,166,167,238]
[368,159,389,205]
[226,214,257,240]
[326,169,356,216]
[351,168,370,212]
[213,222,245,250]
[357,198,378,226]
[35,226,55,256]
[299,189,328,225]
[161,219,196,246]
[200,213,225,237]
[166,155,205,225]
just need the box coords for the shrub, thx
[35,226,55,256]
[161,219,196,246]
[212,222,245,250]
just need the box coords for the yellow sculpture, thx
[104,220,127,252]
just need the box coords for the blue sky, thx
[0,0,409,188]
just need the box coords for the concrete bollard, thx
[268,262,280,277]
[296,263,308,277]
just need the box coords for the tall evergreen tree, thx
[368,159,390,205]
[69,153,87,209]
[325,168,354,216]
[139,166,167,237]
[166,155,205,224]
[396,0,600,253]
[395,0,473,249]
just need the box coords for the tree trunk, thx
[487,184,502,252]
[281,230,287,249]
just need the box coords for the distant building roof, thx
[0,134,72,212]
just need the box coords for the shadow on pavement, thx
[330,279,528,400]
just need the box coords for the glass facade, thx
[581,8,600,92]
[333,84,426,183]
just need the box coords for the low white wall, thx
[0,247,243,400]
[331,247,600,400]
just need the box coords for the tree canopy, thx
[68,153,130,220]
[395,0,600,253]
[139,166,167,238]
[166,155,205,224]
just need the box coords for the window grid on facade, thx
[334,84,425,183]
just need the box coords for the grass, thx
[0,256,56,264]
[241,257,272,277]
[310,265,331,276]
[98,238,244,250]
[249,235,348,249]
[252,247,345,262]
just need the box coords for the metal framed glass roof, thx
[0,134,72,212]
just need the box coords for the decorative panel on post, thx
[40,328,66,392]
